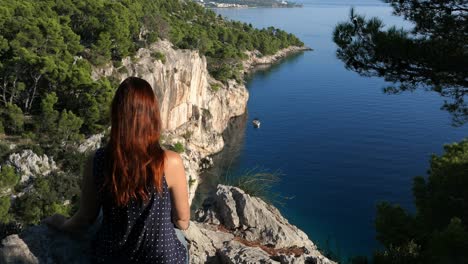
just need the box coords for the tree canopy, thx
[333,0,467,125]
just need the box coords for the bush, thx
[2,103,24,134]
[0,165,20,189]
[0,142,10,162]
[211,83,221,92]
[172,142,185,153]
[12,171,80,225]
[151,51,166,63]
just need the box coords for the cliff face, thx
[0,185,335,264]
[92,40,249,201]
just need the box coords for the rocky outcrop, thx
[77,133,105,153]
[243,46,312,72]
[184,185,335,264]
[0,185,334,264]
[7,150,57,183]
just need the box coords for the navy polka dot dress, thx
[90,147,187,264]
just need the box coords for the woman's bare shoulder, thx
[164,149,183,164]
[163,150,186,186]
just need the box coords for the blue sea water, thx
[196,0,467,260]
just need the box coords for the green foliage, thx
[0,120,4,134]
[0,165,19,189]
[0,142,10,162]
[57,110,84,143]
[375,203,415,248]
[369,140,468,264]
[210,83,221,92]
[0,196,11,223]
[91,32,113,65]
[37,93,85,152]
[172,142,185,153]
[38,92,59,135]
[0,165,19,223]
[151,51,166,63]
[13,171,81,225]
[1,103,24,134]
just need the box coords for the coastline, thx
[243,45,312,72]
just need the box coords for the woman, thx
[43,77,190,263]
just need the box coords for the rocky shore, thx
[0,185,335,264]
[243,46,312,71]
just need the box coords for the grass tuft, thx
[220,166,290,206]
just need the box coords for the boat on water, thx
[252,118,261,128]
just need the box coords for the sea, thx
[193,0,467,260]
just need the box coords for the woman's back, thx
[91,147,187,264]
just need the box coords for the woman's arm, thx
[43,151,101,233]
[164,150,190,230]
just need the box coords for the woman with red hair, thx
[44,77,190,263]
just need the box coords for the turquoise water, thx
[197,0,467,260]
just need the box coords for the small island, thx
[196,0,303,8]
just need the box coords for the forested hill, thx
[0,0,303,227]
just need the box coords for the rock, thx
[0,234,38,264]
[0,185,335,264]
[7,150,57,183]
[243,46,312,71]
[0,219,102,264]
[218,241,279,264]
[183,185,336,264]
[200,185,318,250]
[77,134,104,153]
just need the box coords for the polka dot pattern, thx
[90,147,188,264]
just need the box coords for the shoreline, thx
[243,45,312,73]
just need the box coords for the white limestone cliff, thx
[92,40,249,201]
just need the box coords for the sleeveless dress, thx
[90,147,187,264]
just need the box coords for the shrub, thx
[2,103,24,134]
[188,175,196,188]
[172,142,185,153]
[211,83,221,92]
[151,51,166,63]
[0,165,20,189]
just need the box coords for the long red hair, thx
[103,77,165,206]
